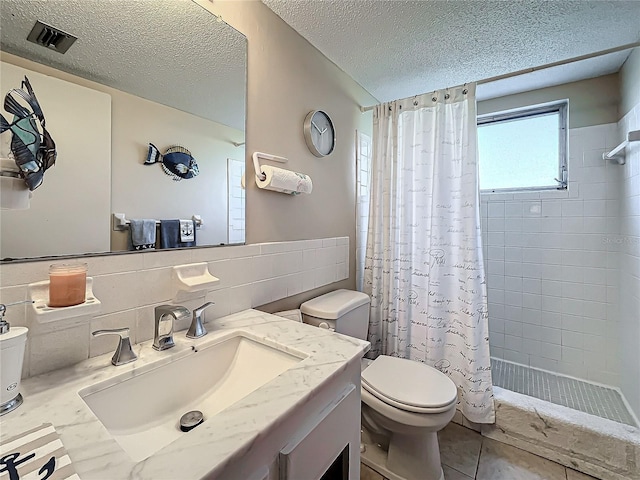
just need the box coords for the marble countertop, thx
[0,309,369,479]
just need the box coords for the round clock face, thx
[304,110,335,157]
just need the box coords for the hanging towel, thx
[160,220,180,248]
[130,219,156,250]
[0,423,81,479]
[180,219,195,242]
[160,220,196,248]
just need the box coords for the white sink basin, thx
[79,331,306,461]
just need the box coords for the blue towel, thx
[160,219,196,249]
[130,219,156,250]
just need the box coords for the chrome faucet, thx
[92,327,137,366]
[186,302,215,339]
[153,305,190,351]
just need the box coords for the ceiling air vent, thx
[27,21,77,54]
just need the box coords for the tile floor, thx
[491,358,636,427]
[360,423,600,480]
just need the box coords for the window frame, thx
[477,100,568,193]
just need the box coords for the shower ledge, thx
[480,386,640,480]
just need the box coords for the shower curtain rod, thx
[360,41,640,113]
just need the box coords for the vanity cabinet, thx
[216,358,362,480]
[279,384,357,479]
[3,310,369,480]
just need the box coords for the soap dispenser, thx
[0,301,30,415]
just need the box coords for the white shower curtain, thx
[363,84,495,423]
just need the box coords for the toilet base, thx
[361,388,455,480]
[388,430,443,480]
[361,437,444,480]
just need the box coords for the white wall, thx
[617,47,640,418]
[0,61,111,258]
[480,55,640,414]
[478,75,625,387]
[196,0,376,312]
[110,91,244,249]
[481,122,622,386]
[1,51,245,252]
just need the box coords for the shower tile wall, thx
[481,123,622,387]
[618,100,640,416]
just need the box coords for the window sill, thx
[480,182,578,201]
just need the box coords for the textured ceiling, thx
[0,0,246,131]
[262,0,640,103]
[476,50,631,101]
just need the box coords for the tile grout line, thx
[474,435,484,480]
[587,380,600,417]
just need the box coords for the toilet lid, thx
[361,356,457,411]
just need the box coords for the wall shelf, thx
[172,263,220,293]
[603,129,640,165]
[28,277,101,324]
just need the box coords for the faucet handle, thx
[92,327,137,366]
[0,300,34,334]
[186,302,215,339]
[193,302,215,319]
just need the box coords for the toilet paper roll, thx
[256,165,313,195]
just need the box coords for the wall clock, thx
[303,110,336,157]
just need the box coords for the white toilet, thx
[300,289,458,480]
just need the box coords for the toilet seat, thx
[361,356,458,414]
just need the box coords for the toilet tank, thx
[300,289,370,340]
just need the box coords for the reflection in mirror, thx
[0,0,246,261]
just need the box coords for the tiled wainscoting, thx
[481,123,622,387]
[0,237,349,379]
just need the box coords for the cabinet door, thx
[279,384,359,480]
[246,465,269,480]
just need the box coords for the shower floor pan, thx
[481,358,640,480]
[491,358,636,427]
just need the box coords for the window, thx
[356,131,372,292]
[477,101,567,192]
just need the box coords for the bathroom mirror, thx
[0,0,246,261]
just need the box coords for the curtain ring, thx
[432,96,437,102]
[462,89,468,95]
[413,100,418,106]
[444,93,450,100]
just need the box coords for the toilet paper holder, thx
[252,152,288,181]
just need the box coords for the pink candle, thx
[49,263,87,307]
